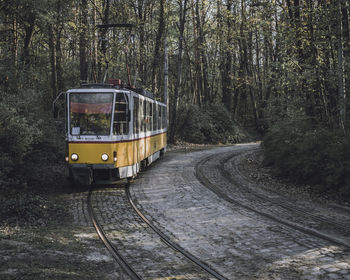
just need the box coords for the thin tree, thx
[169,0,188,143]
[79,0,88,82]
[221,0,233,112]
[151,0,165,94]
[337,0,346,129]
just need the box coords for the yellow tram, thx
[66,82,167,185]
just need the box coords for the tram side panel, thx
[68,91,166,185]
[68,132,166,185]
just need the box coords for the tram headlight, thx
[101,153,109,161]
[71,153,79,161]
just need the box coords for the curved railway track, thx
[81,145,350,279]
[87,185,227,280]
[87,188,141,280]
[125,184,227,280]
[195,151,350,250]
[227,151,350,234]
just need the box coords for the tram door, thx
[133,96,140,168]
[113,92,131,167]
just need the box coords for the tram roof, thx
[68,83,155,100]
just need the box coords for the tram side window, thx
[146,101,151,132]
[153,103,157,131]
[158,105,161,129]
[133,97,139,134]
[144,100,149,132]
[149,102,153,132]
[141,99,146,132]
[113,93,129,135]
[162,106,167,129]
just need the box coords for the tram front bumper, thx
[69,164,119,185]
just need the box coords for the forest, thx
[0,0,350,218]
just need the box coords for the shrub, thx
[0,86,65,183]
[176,103,244,144]
[262,116,350,199]
[0,88,66,226]
[0,103,39,186]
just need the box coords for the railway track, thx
[87,188,141,280]
[79,145,350,279]
[195,151,350,250]
[125,184,227,280]
[227,151,350,233]
[87,184,227,280]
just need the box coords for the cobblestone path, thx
[69,143,350,279]
[89,187,217,279]
[130,144,350,280]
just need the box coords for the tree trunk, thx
[56,29,64,92]
[11,15,18,66]
[236,0,249,121]
[48,24,58,102]
[56,0,64,92]
[98,0,110,81]
[151,0,165,94]
[337,0,346,129]
[199,1,209,103]
[341,0,349,123]
[247,16,259,128]
[136,0,147,86]
[305,0,317,118]
[193,0,202,106]
[92,0,98,82]
[169,0,188,143]
[221,0,233,112]
[164,37,168,106]
[79,0,88,82]
[22,14,35,66]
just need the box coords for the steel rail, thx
[87,188,142,280]
[125,184,228,280]
[195,153,350,250]
[226,151,350,234]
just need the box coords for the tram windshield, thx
[69,93,113,135]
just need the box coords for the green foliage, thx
[176,103,244,144]
[262,95,306,128]
[0,102,38,185]
[0,84,66,225]
[263,117,350,199]
[0,86,62,176]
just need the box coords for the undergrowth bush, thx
[262,116,350,199]
[176,103,244,144]
[0,85,66,226]
[0,90,64,183]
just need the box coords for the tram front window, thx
[70,93,113,135]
